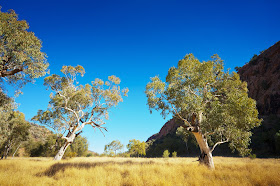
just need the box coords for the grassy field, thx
[0,157,279,185]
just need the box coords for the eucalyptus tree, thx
[0,9,49,91]
[145,54,261,169]
[33,65,128,160]
[104,140,124,155]
[127,139,146,157]
[0,110,30,159]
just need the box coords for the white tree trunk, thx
[12,143,21,158]
[192,132,215,169]
[54,132,76,161]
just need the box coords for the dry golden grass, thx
[0,157,279,185]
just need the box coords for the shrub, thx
[64,151,77,158]
[162,150,170,158]
[86,153,94,157]
[249,153,257,159]
[275,131,280,154]
[172,151,177,157]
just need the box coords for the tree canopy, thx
[104,140,124,155]
[33,65,128,160]
[0,9,49,91]
[0,109,30,159]
[146,54,262,168]
[127,139,146,157]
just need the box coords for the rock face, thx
[238,41,280,116]
[146,118,183,142]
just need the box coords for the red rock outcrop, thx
[238,41,280,115]
[146,118,183,142]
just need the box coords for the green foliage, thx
[0,9,49,90]
[33,65,128,134]
[250,115,280,157]
[104,140,123,155]
[0,107,30,158]
[146,133,197,157]
[86,152,94,157]
[64,151,77,159]
[0,98,14,143]
[25,134,89,157]
[248,54,259,65]
[172,151,177,157]
[68,136,88,157]
[234,66,241,72]
[127,139,146,157]
[249,153,257,159]
[146,53,262,156]
[162,150,170,158]
[32,65,128,159]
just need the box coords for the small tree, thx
[162,150,170,158]
[0,9,49,91]
[146,54,262,169]
[104,140,124,155]
[127,139,146,157]
[33,65,128,160]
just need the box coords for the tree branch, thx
[210,139,229,153]
[162,95,191,127]
[0,66,23,77]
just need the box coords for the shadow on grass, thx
[38,161,155,177]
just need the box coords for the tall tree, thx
[33,65,128,160]
[0,111,30,159]
[145,54,261,169]
[127,139,146,157]
[0,9,49,91]
[104,140,123,155]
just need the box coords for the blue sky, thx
[1,0,280,153]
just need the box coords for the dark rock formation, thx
[238,41,280,115]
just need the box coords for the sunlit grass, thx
[0,157,279,185]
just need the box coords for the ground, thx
[0,157,279,185]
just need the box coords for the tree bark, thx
[1,140,12,160]
[12,143,21,158]
[54,132,76,160]
[192,132,215,169]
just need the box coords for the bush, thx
[249,153,257,159]
[162,150,170,158]
[172,151,177,157]
[275,131,280,154]
[64,151,77,158]
[86,153,94,157]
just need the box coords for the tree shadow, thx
[38,160,155,177]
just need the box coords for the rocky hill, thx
[237,41,280,116]
[29,123,53,142]
[146,118,183,142]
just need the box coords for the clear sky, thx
[1,0,280,153]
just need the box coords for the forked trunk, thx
[54,142,71,160]
[192,132,214,169]
[54,132,76,160]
